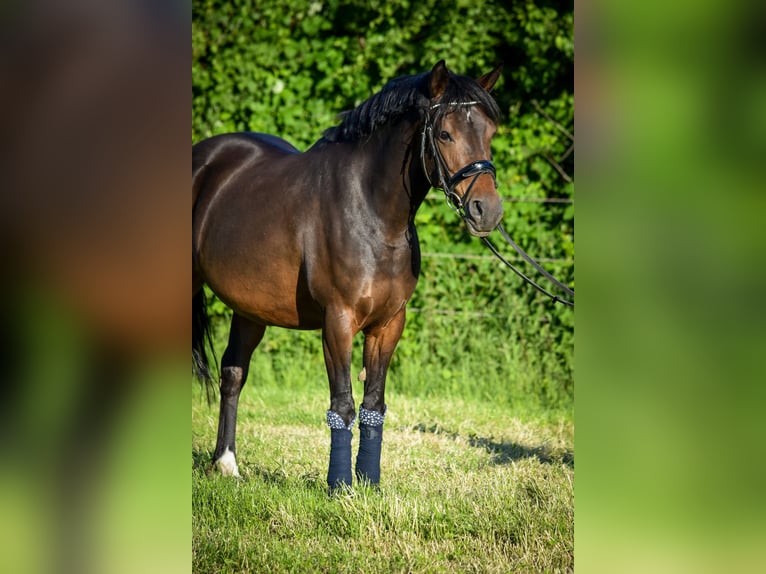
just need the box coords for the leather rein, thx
[420,102,575,308]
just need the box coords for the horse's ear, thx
[429,60,450,100]
[477,63,503,92]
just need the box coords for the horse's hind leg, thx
[213,313,265,476]
[356,309,406,486]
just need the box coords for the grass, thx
[193,355,574,573]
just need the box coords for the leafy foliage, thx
[193,0,574,410]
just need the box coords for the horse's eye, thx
[439,130,452,142]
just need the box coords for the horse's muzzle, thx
[446,161,503,236]
[464,191,504,236]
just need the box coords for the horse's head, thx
[424,60,504,237]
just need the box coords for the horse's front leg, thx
[213,314,265,477]
[356,309,406,486]
[322,309,357,492]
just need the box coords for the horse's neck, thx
[358,123,431,232]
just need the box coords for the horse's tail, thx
[192,288,217,402]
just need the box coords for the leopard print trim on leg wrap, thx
[326,409,356,430]
[358,404,386,426]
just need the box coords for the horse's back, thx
[193,131,300,162]
[193,132,300,206]
[192,132,303,247]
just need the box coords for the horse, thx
[193,60,504,492]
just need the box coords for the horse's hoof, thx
[215,447,240,477]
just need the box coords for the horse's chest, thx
[350,264,417,327]
[308,236,418,327]
[352,287,409,331]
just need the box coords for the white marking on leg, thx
[215,447,240,477]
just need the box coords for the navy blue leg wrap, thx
[327,428,353,491]
[355,405,386,485]
[326,411,355,492]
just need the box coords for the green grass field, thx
[192,324,573,573]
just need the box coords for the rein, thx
[481,230,574,307]
[420,102,575,308]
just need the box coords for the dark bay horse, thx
[193,60,504,491]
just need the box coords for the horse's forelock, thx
[430,73,502,126]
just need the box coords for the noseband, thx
[420,102,497,214]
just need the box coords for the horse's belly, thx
[202,246,323,329]
[209,279,323,329]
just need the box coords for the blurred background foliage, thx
[192,0,573,413]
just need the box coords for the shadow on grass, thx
[249,467,324,490]
[192,449,212,472]
[412,423,574,468]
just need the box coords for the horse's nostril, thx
[470,199,484,219]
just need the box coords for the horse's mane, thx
[322,69,501,143]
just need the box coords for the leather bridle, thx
[418,101,575,308]
[420,101,497,215]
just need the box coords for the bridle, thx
[420,101,497,216]
[419,101,575,308]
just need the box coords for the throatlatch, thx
[355,405,386,486]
